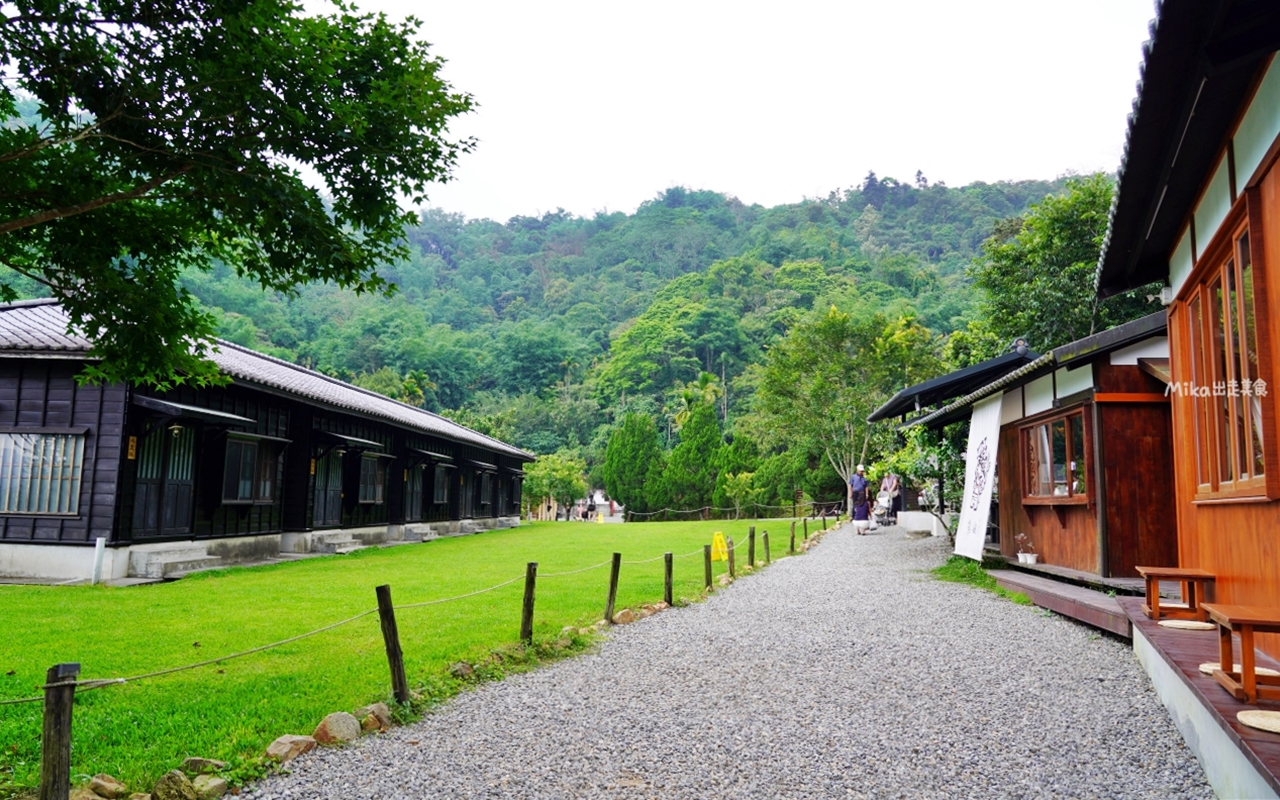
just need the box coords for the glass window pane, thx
[1188,296,1210,486]
[223,441,242,501]
[1051,419,1067,495]
[1210,278,1235,482]
[1227,261,1249,479]
[0,433,84,514]
[1239,232,1266,478]
[1026,424,1052,496]
[1070,416,1086,495]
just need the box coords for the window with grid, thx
[0,432,85,514]
[359,455,386,504]
[1021,411,1087,503]
[1182,219,1268,497]
[432,465,449,504]
[223,439,278,503]
[404,465,424,520]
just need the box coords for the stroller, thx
[873,491,893,527]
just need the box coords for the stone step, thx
[129,550,223,580]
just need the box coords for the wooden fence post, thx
[727,537,736,578]
[375,585,410,704]
[763,531,770,564]
[790,521,796,553]
[748,527,756,567]
[604,552,622,623]
[703,544,713,591]
[520,562,538,644]
[803,519,809,540]
[822,513,827,531]
[39,662,79,800]
[663,552,673,606]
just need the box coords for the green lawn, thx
[0,518,810,796]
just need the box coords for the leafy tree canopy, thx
[0,0,473,387]
[969,173,1159,353]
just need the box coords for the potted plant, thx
[1015,533,1038,564]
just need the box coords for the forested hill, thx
[178,172,1069,460]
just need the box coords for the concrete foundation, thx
[0,516,522,583]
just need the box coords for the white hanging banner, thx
[954,393,1004,561]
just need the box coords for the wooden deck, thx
[1120,596,1280,796]
[992,555,1190,597]
[993,570,1132,637]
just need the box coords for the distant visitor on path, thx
[849,464,870,516]
[851,464,871,534]
[879,472,901,525]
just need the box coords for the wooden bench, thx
[1135,566,1215,621]
[1201,603,1280,704]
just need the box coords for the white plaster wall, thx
[1235,59,1280,187]
[1000,387,1024,426]
[1024,375,1054,416]
[1170,230,1194,298]
[1193,155,1233,249]
[1054,365,1094,399]
[896,510,951,538]
[1111,336,1169,366]
[0,542,128,582]
[1133,627,1278,800]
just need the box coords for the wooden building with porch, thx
[0,300,534,582]
[1096,0,1280,660]
[884,313,1177,578]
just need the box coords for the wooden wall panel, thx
[0,361,125,545]
[1165,164,1280,658]
[1094,361,1167,394]
[997,426,1097,572]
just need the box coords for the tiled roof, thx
[0,299,534,460]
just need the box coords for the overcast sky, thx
[351,0,1156,222]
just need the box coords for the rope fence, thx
[625,499,845,521]
[12,518,844,798]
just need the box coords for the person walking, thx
[879,472,901,525]
[850,464,872,534]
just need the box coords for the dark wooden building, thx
[0,300,534,581]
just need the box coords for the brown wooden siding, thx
[1164,165,1280,660]
[998,422,1099,573]
[0,360,124,544]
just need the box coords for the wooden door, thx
[132,426,195,538]
[313,452,343,527]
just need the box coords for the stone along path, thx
[248,526,1212,799]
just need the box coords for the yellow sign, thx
[596,512,604,523]
[126,436,137,460]
[711,532,728,562]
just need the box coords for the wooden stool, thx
[1135,566,1215,621]
[1201,603,1280,704]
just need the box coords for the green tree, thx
[720,472,759,520]
[662,402,721,510]
[751,306,896,493]
[601,413,663,514]
[0,0,473,387]
[970,173,1158,352]
[521,451,586,516]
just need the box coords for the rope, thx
[539,560,613,578]
[394,574,526,609]
[0,572,538,706]
[621,554,667,565]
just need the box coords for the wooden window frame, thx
[0,431,86,516]
[1172,189,1278,501]
[358,454,387,505]
[222,437,278,505]
[432,464,450,504]
[1019,409,1089,505]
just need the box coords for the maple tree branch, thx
[0,165,193,235]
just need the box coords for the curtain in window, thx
[0,433,85,514]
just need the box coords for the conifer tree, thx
[602,413,662,513]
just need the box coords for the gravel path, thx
[248,526,1212,799]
